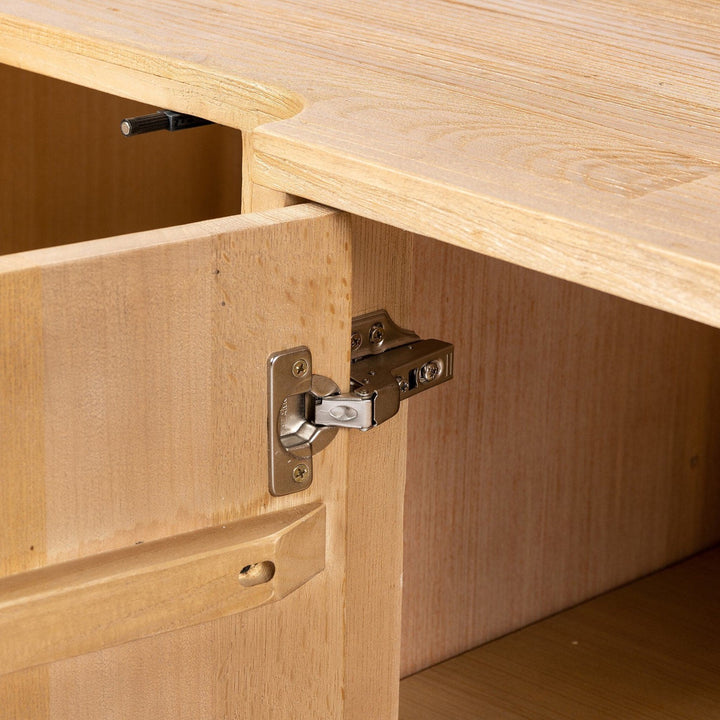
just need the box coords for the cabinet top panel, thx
[2,0,720,327]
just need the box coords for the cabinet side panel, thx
[241,131,300,212]
[346,218,413,720]
[402,237,720,676]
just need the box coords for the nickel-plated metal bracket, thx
[268,310,453,496]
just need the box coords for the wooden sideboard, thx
[1,2,719,718]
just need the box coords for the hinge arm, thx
[312,338,454,431]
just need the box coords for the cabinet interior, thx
[400,235,720,709]
[0,65,243,257]
[399,546,720,719]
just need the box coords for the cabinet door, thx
[0,204,351,720]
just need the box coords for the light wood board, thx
[401,235,720,676]
[0,204,351,719]
[345,217,414,720]
[241,169,414,720]
[399,546,720,719]
[0,504,325,676]
[2,1,720,325]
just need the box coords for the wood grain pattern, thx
[0,204,351,719]
[401,236,720,676]
[399,546,720,719]
[345,218,414,720]
[241,178,413,720]
[0,269,46,576]
[0,267,49,719]
[0,64,243,255]
[1,1,719,325]
[0,504,325,676]
[241,130,298,213]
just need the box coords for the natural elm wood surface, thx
[402,236,720,676]
[399,547,720,719]
[0,504,325,676]
[0,204,351,719]
[2,1,720,326]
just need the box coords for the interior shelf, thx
[399,547,720,719]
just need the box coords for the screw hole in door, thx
[238,561,276,587]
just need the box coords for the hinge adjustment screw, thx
[351,332,362,351]
[419,360,441,383]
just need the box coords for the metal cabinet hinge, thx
[268,310,454,495]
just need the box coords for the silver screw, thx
[292,463,310,483]
[355,388,372,398]
[351,332,362,352]
[419,360,442,383]
[292,358,309,378]
[396,376,410,392]
[369,323,385,346]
